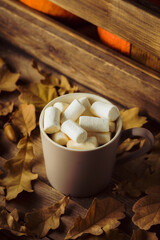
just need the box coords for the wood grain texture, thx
[49,0,160,57]
[0,0,160,123]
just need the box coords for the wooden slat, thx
[0,0,160,122]
[49,0,160,58]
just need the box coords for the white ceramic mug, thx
[39,93,154,197]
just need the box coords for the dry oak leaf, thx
[65,197,125,240]
[120,107,147,130]
[1,136,38,200]
[131,229,158,240]
[0,57,20,93]
[0,207,27,236]
[11,103,36,136]
[132,185,160,230]
[0,101,14,116]
[25,196,69,238]
[118,107,147,154]
[18,82,58,109]
[58,75,78,96]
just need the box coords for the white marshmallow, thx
[79,116,109,132]
[109,121,116,133]
[88,132,111,145]
[51,131,69,145]
[78,97,91,109]
[44,106,60,134]
[61,99,85,123]
[54,102,69,112]
[61,119,87,143]
[91,101,120,121]
[67,136,98,150]
[78,97,93,116]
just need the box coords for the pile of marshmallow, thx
[43,97,120,150]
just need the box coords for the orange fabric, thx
[97,27,131,56]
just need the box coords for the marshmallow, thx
[51,131,69,145]
[61,99,85,123]
[78,97,93,116]
[109,121,116,133]
[88,132,111,145]
[54,102,69,112]
[78,97,91,109]
[61,119,87,143]
[44,106,60,134]
[67,136,98,150]
[91,101,120,121]
[79,116,109,132]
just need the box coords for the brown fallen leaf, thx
[0,207,26,236]
[1,136,38,200]
[11,103,36,136]
[18,82,58,109]
[0,101,14,116]
[65,197,125,240]
[25,196,69,238]
[0,57,20,93]
[131,229,158,240]
[132,185,160,230]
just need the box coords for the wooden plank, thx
[49,0,160,57]
[0,0,160,123]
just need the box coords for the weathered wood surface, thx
[0,0,160,122]
[49,0,160,57]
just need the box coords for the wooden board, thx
[0,0,160,122]
[49,0,160,58]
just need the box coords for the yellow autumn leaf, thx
[11,103,36,136]
[132,186,160,230]
[25,196,69,238]
[41,74,60,86]
[58,75,78,96]
[0,207,27,236]
[0,186,5,196]
[0,101,14,116]
[117,138,141,155]
[65,197,125,240]
[131,229,158,240]
[0,57,20,93]
[18,82,58,109]
[118,107,147,154]
[1,136,38,200]
[120,107,147,130]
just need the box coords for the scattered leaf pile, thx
[0,56,160,239]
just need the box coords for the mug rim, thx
[39,92,122,152]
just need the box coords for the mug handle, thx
[117,127,155,164]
